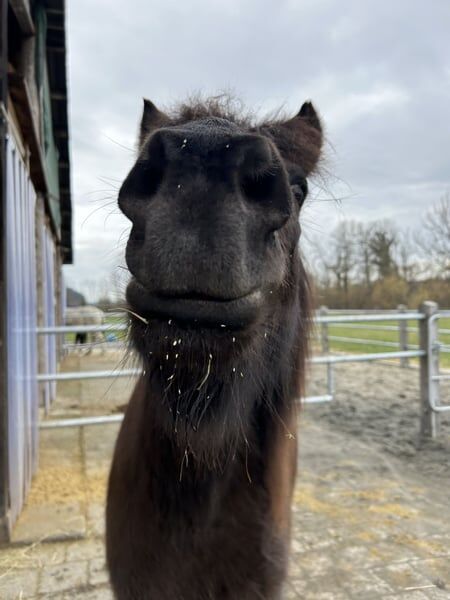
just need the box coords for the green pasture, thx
[317,317,450,368]
[64,313,127,345]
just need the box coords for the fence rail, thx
[315,312,425,323]
[38,324,128,334]
[327,335,402,348]
[37,302,449,438]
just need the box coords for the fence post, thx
[319,306,329,354]
[319,306,334,398]
[398,304,408,368]
[419,301,440,439]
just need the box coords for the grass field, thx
[320,316,450,368]
[64,313,127,345]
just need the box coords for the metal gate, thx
[5,133,39,524]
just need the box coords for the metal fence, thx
[318,304,450,364]
[36,302,449,438]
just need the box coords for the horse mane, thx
[168,94,254,127]
[163,93,324,177]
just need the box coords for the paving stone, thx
[340,570,394,596]
[0,568,39,599]
[336,543,385,569]
[0,542,66,571]
[425,533,450,557]
[367,540,422,565]
[289,578,308,596]
[382,593,428,600]
[397,518,450,539]
[38,429,82,468]
[66,539,104,562]
[373,562,432,590]
[282,582,301,599]
[290,538,310,553]
[87,503,105,538]
[38,560,89,595]
[413,557,450,587]
[25,541,67,567]
[60,586,115,600]
[89,557,109,586]
[84,425,118,467]
[289,550,335,578]
[423,588,450,599]
[45,586,115,600]
[294,530,337,553]
[12,503,86,544]
[302,593,348,600]
[291,574,349,599]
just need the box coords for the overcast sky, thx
[63,0,450,300]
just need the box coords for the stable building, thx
[0,0,71,541]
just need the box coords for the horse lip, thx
[156,289,261,303]
[126,280,262,327]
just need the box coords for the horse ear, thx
[269,101,323,175]
[139,99,171,149]
[297,101,322,133]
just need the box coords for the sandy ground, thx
[307,361,450,482]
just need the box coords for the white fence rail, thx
[37,302,449,437]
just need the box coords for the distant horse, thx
[106,95,323,599]
[65,305,105,346]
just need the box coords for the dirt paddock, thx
[0,352,449,599]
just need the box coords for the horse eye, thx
[291,182,307,205]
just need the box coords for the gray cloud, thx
[63,0,450,298]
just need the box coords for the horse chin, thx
[128,310,258,372]
[148,358,256,469]
[127,316,264,466]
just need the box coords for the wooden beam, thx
[7,70,47,192]
[45,8,64,16]
[46,24,64,31]
[9,0,34,35]
[50,91,67,100]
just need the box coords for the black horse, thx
[106,96,323,599]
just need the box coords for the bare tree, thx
[354,222,373,288]
[302,235,331,289]
[396,229,420,282]
[369,221,398,279]
[317,221,360,306]
[421,193,450,279]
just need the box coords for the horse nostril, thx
[118,131,167,220]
